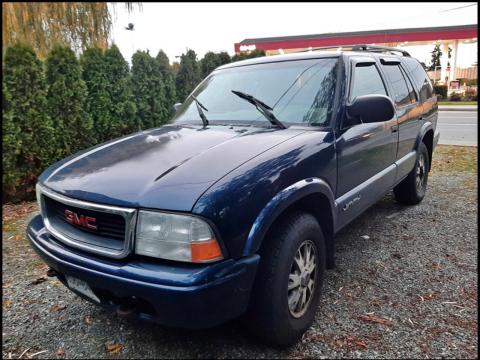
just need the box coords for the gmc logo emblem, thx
[64,209,97,230]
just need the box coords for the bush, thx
[46,45,95,159]
[131,50,168,130]
[463,88,477,101]
[175,49,202,102]
[3,43,56,200]
[231,49,266,62]
[156,50,177,117]
[81,47,112,143]
[449,93,462,102]
[433,85,448,98]
[104,45,137,136]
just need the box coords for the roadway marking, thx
[440,123,477,126]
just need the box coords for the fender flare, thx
[242,177,336,257]
[414,121,434,150]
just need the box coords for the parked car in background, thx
[28,45,439,346]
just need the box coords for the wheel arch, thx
[415,122,434,170]
[242,178,337,268]
[421,129,434,172]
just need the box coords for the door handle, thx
[391,126,398,133]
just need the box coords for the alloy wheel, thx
[287,240,317,318]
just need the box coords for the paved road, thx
[438,110,477,146]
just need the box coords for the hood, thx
[39,124,305,211]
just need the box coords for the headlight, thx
[135,210,223,263]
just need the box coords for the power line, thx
[440,3,477,12]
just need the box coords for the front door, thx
[335,58,398,229]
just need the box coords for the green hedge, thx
[433,85,448,99]
[2,44,266,203]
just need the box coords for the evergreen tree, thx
[2,79,22,198]
[232,49,266,62]
[46,45,94,158]
[104,44,137,136]
[200,51,231,78]
[156,50,177,117]
[81,47,112,142]
[3,43,55,199]
[429,44,442,71]
[217,51,232,66]
[175,49,201,102]
[131,50,168,130]
[200,51,220,78]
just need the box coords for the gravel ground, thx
[2,145,478,359]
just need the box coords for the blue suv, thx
[28,45,439,345]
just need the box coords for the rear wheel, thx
[394,142,429,205]
[246,211,326,346]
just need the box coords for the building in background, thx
[235,24,477,89]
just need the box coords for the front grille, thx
[37,184,137,259]
[44,196,126,240]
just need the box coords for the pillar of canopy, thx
[439,40,459,84]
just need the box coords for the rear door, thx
[335,57,398,229]
[378,57,420,180]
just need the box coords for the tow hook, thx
[46,268,58,277]
[116,303,136,318]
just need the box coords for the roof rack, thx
[300,44,410,57]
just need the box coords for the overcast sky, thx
[109,2,478,66]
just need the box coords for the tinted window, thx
[381,64,413,107]
[400,66,417,103]
[402,57,434,102]
[172,58,338,126]
[350,63,387,100]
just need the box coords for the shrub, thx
[156,50,177,117]
[131,50,168,130]
[463,88,477,101]
[3,43,56,200]
[46,45,95,159]
[449,93,462,102]
[433,85,448,98]
[104,44,137,136]
[81,47,112,143]
[175,49,202,102]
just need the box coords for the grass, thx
[438,101,477,106]
[431,145,478,174]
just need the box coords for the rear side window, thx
[400,66,417,103]
[381,64,414,107]
[402,57,434,102]
[350,63,387,100]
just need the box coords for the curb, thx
[438,107,477,112]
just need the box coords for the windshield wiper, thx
[191,95,209,127]
[231,90,286,129]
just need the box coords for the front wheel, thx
[394,142,429,205]
[246,212,326,346]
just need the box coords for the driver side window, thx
[344,63,387,128]
[350,63,387,100]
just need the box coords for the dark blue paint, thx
[28,50,438,329]
[27,215,259,328]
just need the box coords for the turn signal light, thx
[191,239,223,262]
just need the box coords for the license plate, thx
[65,275,100,303]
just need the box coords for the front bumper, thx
[27,215,259,329]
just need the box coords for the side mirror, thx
[173,103,182,113]
[346,95,395,124]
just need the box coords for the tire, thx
[394,142,430,205]
[246,211,326,346]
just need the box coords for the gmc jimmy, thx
[28,45,439,345]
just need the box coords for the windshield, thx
[172,58,338,127]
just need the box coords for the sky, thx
[109,2,478,67]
